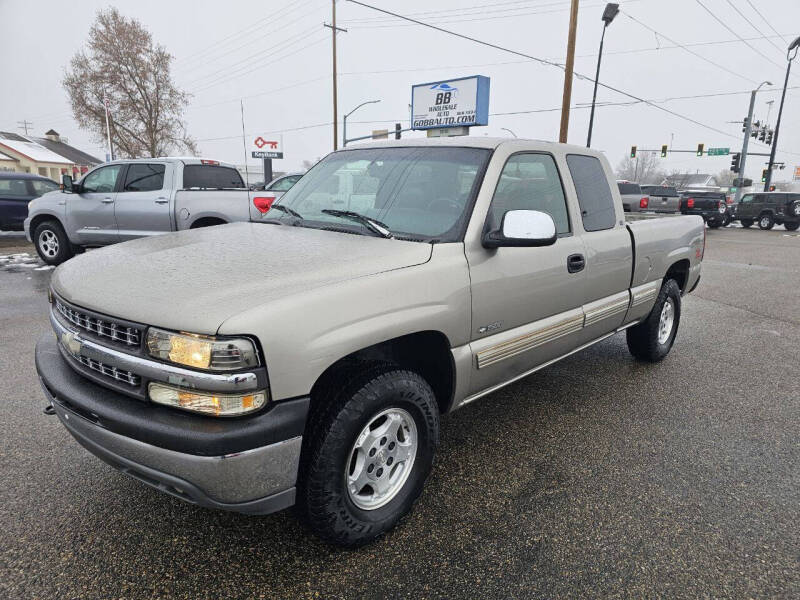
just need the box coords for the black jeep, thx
[736,192,800,230]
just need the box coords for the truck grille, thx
[55,297,142,347]
[76,355,141,387]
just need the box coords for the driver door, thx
[465,152,587,395]
[66,164,123,244]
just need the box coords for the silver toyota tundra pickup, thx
[35,138,704,546]
[24,157,265,266]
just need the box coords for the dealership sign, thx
[251,136,283,159]
[411,75,490,130]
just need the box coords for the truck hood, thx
[51,222,433,334]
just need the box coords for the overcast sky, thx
[2,0,799,182]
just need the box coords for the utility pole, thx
[103,92,113,162]
[324,1,347,151]
[17,120,33,136]
[559,0,579,143]
[735,81,771,203]
[765,37,800,192]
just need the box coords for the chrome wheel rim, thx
[761,216,770,228]
[38,230,59,258]
[346,407,418,511]
[657,298,675,345]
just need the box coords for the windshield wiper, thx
[269,204,304,219]
[321,209,393,239]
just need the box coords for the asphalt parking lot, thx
[1,226,798,599]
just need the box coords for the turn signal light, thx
[639,197,649,209]
[253,196,276,213]
[149,383,268,417]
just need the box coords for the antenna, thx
[17,120,33,136]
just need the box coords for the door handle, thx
[101,197,114,204]
[154,198,168,204]
[567,253,585,273]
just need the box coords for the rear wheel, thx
[722,214,731,227]
[626,279,681,362]
[297,365,439,547]
[741,219,753,228]
[707,219,721,229]
[34,220,74,265]
[784,221,799,231]
[759,213,775,230]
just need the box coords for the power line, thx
[187,75,330,111]
[744,0,788,45]
[195,121,332,143]
[725,0,785,56]
[345,0,750,141]
[343,0,569,23]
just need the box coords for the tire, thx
[784,222,799,231]
[741,219,753,228]
[297,364,439,547]
[758,213,775,230]
[707,220,721,229]
[626,279,682,362]
[722,214,731,227]
[33,220,74,266]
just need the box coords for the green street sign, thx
[707,147,730,156]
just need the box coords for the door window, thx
[0,179,30,196]
[740,194,754,203]
[31,179,59,196]
[488,153,570,234]
[123,164,165,192]
[82,165,122,193]
[566,155,617,232]
[268,175,301,191]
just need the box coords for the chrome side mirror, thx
[483,209,558,248]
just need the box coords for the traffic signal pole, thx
[764,58,794,191]
[735,90,757,204]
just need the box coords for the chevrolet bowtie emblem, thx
[61,331,82,357]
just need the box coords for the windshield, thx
[271,146,491,242]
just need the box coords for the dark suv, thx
[736,192,800,230]
[0,172,59,231]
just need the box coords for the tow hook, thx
[43,404,56,416]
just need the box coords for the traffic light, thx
[395,123,402,140]
[660,144,668,158]
[696,143,704,156]
[765,129,773,145]
[762,168,769,183]
[630,145,637,158]
[751,120,761,138]
[730,153,741,173]
[742,117,749,133]
[758,127,766,142]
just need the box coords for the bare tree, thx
[63,8,195,158]
[715,169,735,187]
[615,152,666,184]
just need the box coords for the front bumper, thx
[36,334,309,514]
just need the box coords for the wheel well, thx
[759,210,774,217]
[664,259,690,292]
[309,331,455,417]
[29,214,63,235]
[190,217,227,228]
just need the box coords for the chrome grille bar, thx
[55,297,141,346]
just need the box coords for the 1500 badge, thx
[478,321,502,334]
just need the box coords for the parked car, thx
[735,191,800,230]
[24,158,273,265]
[250,172,305,214]
[679,190,729,228]
[617,181,650,212]
[0,172,59,231]
[639,185,680,213]
[36,138,704,547]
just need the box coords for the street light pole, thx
[764,36,800,192]
[587,4,618,148]
[735,80,771,204]
[343,99,380,147]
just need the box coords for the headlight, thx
[149,383,267,416]
[146,328,259,371]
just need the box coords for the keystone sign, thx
[411,75,490,131]
[252,137,283,159]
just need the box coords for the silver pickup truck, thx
[35,138,704,546]
[24,158,263,265]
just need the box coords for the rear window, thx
[641,185,677,197]
[617,183,641,195]
[182,165,244,189]
[568,155,616,232]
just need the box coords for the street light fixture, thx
[586,2,619,147]
[764,36,800,191]
[501,127,517,138]
[343,99,381,147]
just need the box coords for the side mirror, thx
[482,209,557,249]
[62,174,74,193]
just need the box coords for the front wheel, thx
[707,220,721,229]
[33,220,74,265]
[298,366,439,547]
[626,279,682,362]
[722,214,731,227]
[759,213,775,230]
[784,222,799,231]
[740,219,753,228]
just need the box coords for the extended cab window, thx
[567,155,616,232]
[183,165,245,189]
[489,153,570,234]
[123,164,165,192]
[81,165,122,193]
